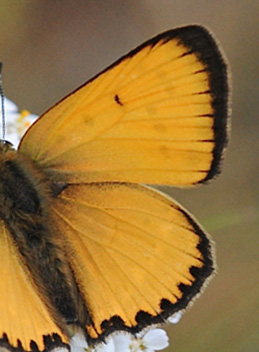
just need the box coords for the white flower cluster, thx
[70,328,170,352]
[1,97,183,352]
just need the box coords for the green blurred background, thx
[0,1,258,351]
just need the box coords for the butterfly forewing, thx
[19,25,228,186]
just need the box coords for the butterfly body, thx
[0,25,229,351]
[0,142,91,342]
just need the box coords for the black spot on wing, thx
[114,94,123,106]
[43,334,69,352]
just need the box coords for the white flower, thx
[168,312,183,324]
[70,333,115,352]
[1,97,38,148]
[51,348,69,352]
[70,333,89,352]
[113,329,169,352]
[1,97,18,113]
[140,329,169,352]
[113,334,131,352]
[95,339,115,352]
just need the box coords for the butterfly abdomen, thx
[0,143,89,335]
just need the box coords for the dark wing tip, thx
[173,25,229,184]
[115,25,230,184]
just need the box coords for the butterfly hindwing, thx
[50,182,213,340]
[0,221,68,351]
[19,25,228,186]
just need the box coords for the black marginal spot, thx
[100,315,125,332]
[43,335,52,347]
[29,340,39,352]
[43,334,69,352]
[110,316,125,329]
[114,94,123,106]
[2,334,9,344]
[101,319,113,330]
[160,298,174,310]
[135,311,153,325]
[17,341,23,351]
[89,315,130,345]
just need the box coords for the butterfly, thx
[0,25,228,351]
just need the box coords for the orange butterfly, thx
[0,25,228,351]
